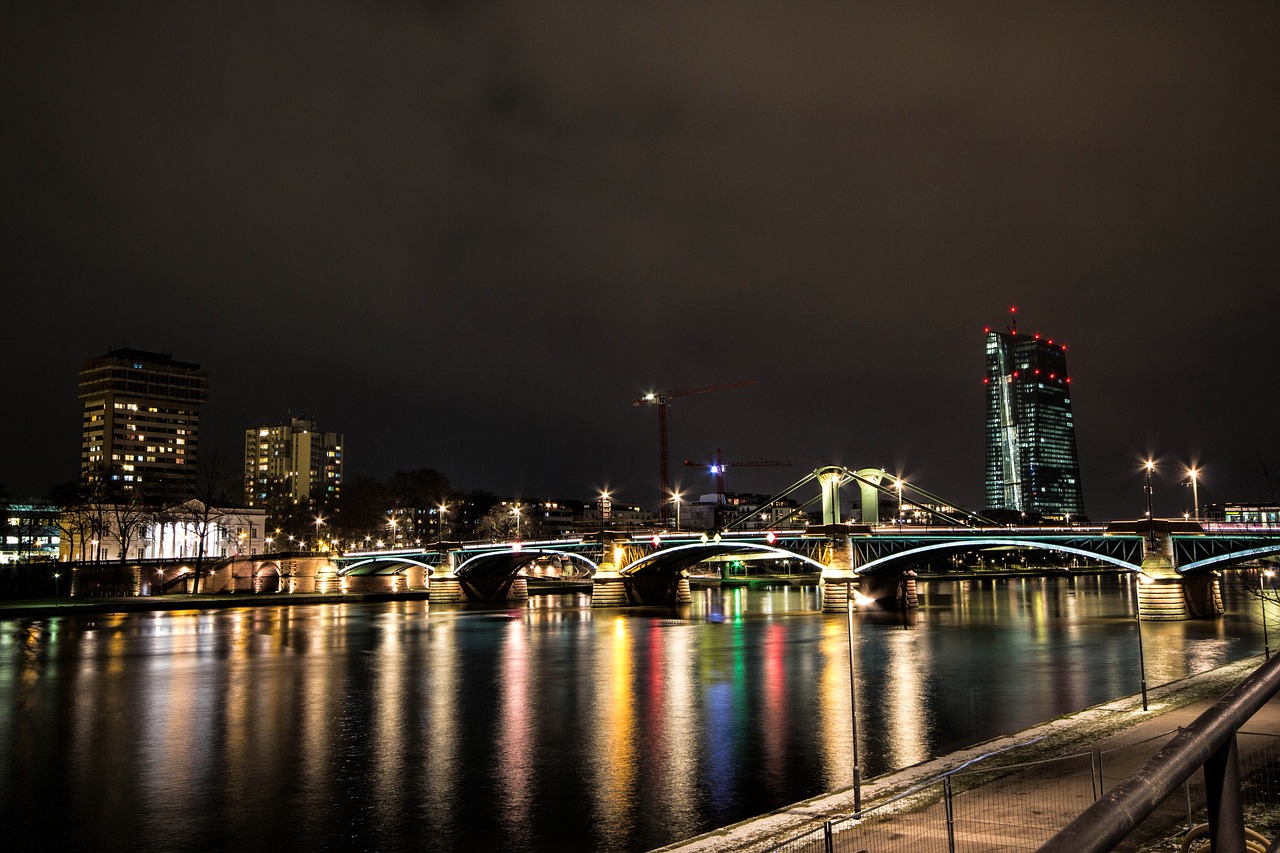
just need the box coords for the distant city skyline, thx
[3,3,1279,519]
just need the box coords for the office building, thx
[244,416,344,511]
[984,319,1084,520]
[78,348,210,501]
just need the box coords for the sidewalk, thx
[657,655,1280,852]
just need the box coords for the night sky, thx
[3,2,1279,521]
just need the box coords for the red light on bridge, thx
[766,531,777,544]
[651,534,661,546]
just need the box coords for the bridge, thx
[64,466,1280,620]
[324,466,1280,621]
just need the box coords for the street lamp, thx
[895,478,904,523]
[1186,466,1200,522]
[1143,460,1156,547]
[1135,572,1151,711]
[846,583,863,813]
[438,502,449,543]
[671,490,683,531]
[314,515,325,552]
[512,503,522,538]
[388,515,398,549]
[53,571,61,603]
[1262,569,1275,660]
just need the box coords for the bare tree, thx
[173,458,238,593]
[109,489,153,562]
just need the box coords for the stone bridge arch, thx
[254,561,283,593]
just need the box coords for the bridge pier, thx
[858,571,919,611]
[428,572,467,603]
[1138,531,1224,620]
[427,570,527,603]
[820,536,857,613]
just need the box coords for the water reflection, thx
[0,575,1270,852]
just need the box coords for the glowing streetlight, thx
[1143,460,1156,547]
[388,515,398,548]
[53,571,61,603]
[1262,569,1275,660]
[314,515,326,552]
[671,490,683,531]
[437,503,449,542]
[1186,466,1200,522]
[895,478,904,523]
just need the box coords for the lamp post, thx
[314,515,325,552]
[513,504,522,539]
[53,571,61,604]
[846,584,863,814]
[438,502,449,543]
[1143,460,1156,547]
[388,515,398,549]
[1262,569,1275,660]
[1135,573,1151,711]
[895,478,903,523]
[671,491,683,531]
[1187,466,1200,522]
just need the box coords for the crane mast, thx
[632,380,756,524]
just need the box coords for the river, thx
[0,574,1267,851]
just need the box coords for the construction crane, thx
[684,449,792,529]
[632,380,756,524]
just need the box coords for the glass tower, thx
[984,326,1083,520]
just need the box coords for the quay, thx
[656,655,1280,852]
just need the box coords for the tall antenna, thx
[1009,305,1018,334]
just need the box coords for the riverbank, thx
[0,590,434,619]
[656,655,1279,852]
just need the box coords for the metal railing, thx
[1042,652,1280,851]
[761,658,1280,852]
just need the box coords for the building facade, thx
[244,416,344,511]
[58,501,267,562]
[984,324,1084,520]
[78,348,210,501]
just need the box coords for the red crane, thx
[632,380,756,523]
[684,449,792,527]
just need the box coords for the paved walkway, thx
[657,655,1280,852]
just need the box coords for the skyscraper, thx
[78,348,210,501]
[984,315,1083,520]
[244,415,344,512]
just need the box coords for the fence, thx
[762,729,1280,853]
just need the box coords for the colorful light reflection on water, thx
[0,575,1269,851]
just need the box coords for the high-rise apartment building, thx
[79,348,210,501]
[984,317,1083,520]
[244,416,344,511]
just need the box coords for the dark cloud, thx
[3,1,1279,518]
